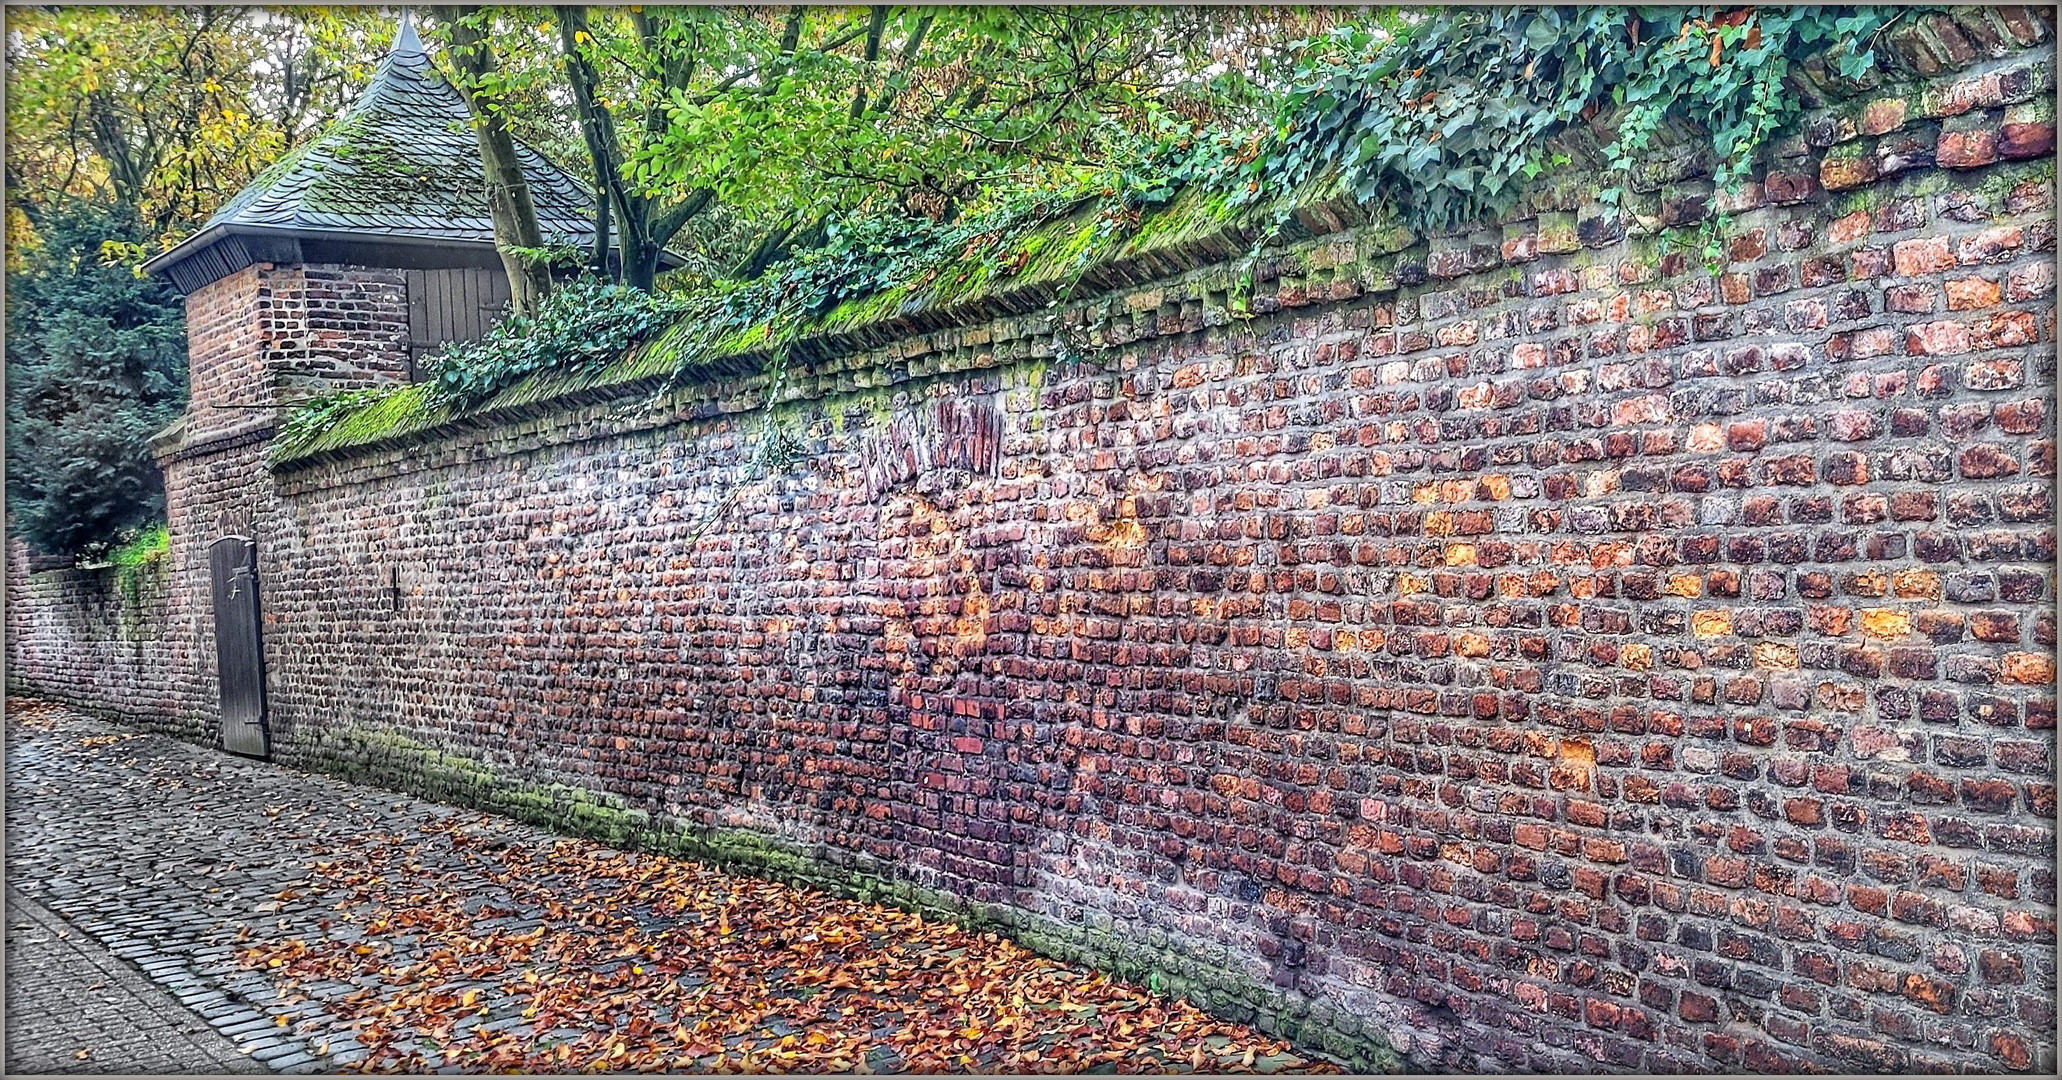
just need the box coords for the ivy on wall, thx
[1239,5,1917,231]
[276,5,1943,453]
[425,275,693,409]
[269,277,691,461]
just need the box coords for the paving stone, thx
[3,888,266,1074]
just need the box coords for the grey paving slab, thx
[4,887,267,1074]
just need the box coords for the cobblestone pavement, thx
[6,887,267,1074]
[7,700,422,1073]
[6,699,1332,1073]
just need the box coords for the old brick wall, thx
[181,262,410,441]
[149,438,284,747]
[10,38,2060,1076]
[8,261,417,746]
[180,265,271,443]
[3,445,282,750]
[4,536,180,723]
[261,124,2056,1069]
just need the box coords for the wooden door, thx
[209,535,269,758]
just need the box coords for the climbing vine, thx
[275,6,1938,453]
[425,274,695,409]
[1237,5,1922,231]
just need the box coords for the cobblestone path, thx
[6,699,1333,1073]
[6,887,267,1074]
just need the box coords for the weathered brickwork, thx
[181,262,409,441]
[275,265,410,397]
[9,35,2057,1075]
[180,265,271,443]
[4,536,178,722]
[152,438,285,745]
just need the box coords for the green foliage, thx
[626,7,1287,226]
[5,5,395,243]
[465,5,1328,288]
[271,5,1942,457]
[1657,214,1734,276]
[664,197,1062,370]
[109,522,169,602]
[5,199,187,556]
[1243,6,1920,233]
[268,386,396,466]
[425,274,693,410]
[381,201,1061,420]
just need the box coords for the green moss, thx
[819,284,915,334]
[1826,184,1887,219]
[1899,168,1956,199]
[1972,156,2056,209]
[108,523,169,606]
[101,524,171,635]
[1130,185,1238,247]
[267,159,1321,468]
[711,320,775,356]
[269,384,443,462]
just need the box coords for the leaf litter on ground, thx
[236,814,1342,1073]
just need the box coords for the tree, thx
[4,5,393,244]
[5,5,388,553]
[431,5,555,315]
[551,3,709,291]
[5,200,187,557]
[433,5,1325,291]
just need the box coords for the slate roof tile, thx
[195,14,595,247]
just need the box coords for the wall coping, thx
[267,20,2053,474]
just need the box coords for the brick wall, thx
[181,262,410,441]
[9,38,2058,1075]
[181,265,270,442]
[276,264,411,399]
[4,535,179,723]
[148,436,283,747]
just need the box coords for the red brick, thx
[1998,121,2055,159]
[1936,129,2000,168]
[1892,236,1956,276]
[1906,321,1973,355]
[1944,277,2001,310]
[1958,227,2024,264]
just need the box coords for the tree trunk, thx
[624,239,662,292]
[435,6,553,316]
[557,5,720,293]
[590,159,612,277]
[557,6,633,284]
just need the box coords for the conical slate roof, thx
[145,13,609,290]
[204,15,592,242]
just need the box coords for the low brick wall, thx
[6,537,182,726]
[10,39,2059,1075]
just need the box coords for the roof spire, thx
[393,7,424,58]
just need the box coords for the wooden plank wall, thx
[404,267,512,380]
